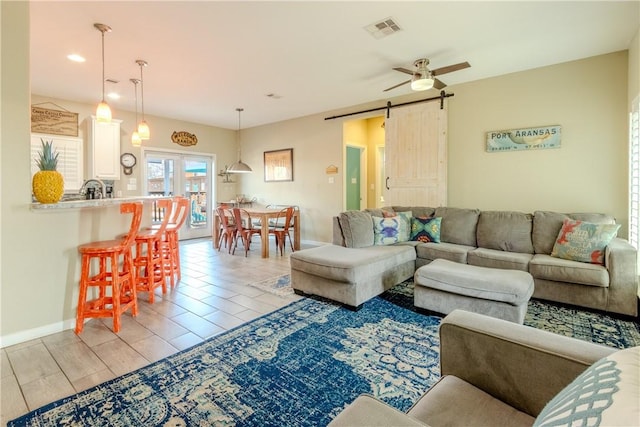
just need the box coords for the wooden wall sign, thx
[171,131,198,147]
[486,125,561,152]
[31,106,79,137]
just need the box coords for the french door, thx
[143,150,214,240]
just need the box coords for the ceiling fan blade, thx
[383,79,411,92]
[392,67,414,76]
[431,61,470,76]
[433,78,446,90]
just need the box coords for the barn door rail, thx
[324,90,454,121]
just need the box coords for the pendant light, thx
[136,59,150,140]
[94,23,112,122]
[227,108,252,173]
[130,78,142,147]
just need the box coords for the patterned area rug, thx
[9,296,441,427]
[382,279,640,349]
[247,274,295,296]
[260,275,640,349]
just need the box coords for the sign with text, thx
[30,106,79,137]
[486,125,561,152]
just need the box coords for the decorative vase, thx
[32,170,64,203]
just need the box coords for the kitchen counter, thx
[30,196,170,211]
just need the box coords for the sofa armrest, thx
[439,310,615,418]
[328,395,427,427]
[605,237,639,315]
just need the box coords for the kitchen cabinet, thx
[87,116,122,180]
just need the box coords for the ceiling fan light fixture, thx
[411,67,434,91]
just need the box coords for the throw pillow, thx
[550,219,620,265]
[411,216,442,243]
[533,346,639,427]
[372,211,412,245]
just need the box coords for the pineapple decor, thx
[32,139,64,203]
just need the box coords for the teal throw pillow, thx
[372,211,412,245]
[411,216,442,243]
[550,219,620,265]
[534,346,639,427]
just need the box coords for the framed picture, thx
[264,148,293,182]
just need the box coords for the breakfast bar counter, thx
[30,196,169,211]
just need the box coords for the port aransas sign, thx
[486,125,561,152]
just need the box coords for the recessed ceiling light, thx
[107,92,120,100]
[67,54,86,62]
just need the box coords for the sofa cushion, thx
[392,206,436,219]
[411,216,442,243]
[529,254,610,287]
[416,242,476,264]
[339,211,374,248]
[435,207,480,246]
[534,346,639,427]
[550,219,620,265]
[476,211,534,254]
[532,211,616,255]
[415,259,534,305]
[467,247,533,271]
[408,375,534,427]
[329,394,426,427]
[372,212,412,245]
[290,244,416,284]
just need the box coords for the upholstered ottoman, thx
[414,259,534,323]
[290,244,416,310]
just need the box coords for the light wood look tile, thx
[1,238,313,423]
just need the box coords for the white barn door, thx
[384,101,447,207]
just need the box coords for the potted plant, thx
[32,139,64,203]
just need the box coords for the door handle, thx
[385,177,390,190]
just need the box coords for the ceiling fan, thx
[384,58,470,92]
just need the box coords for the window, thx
[629,96,639,249]
[30,134,83,192]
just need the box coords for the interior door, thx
[144,151,213,240]
[384,101,447,207]
[346,146,362,210]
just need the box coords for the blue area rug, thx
[9,296,441,427]
[382,279,640,349]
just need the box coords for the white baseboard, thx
[0,319,75,348]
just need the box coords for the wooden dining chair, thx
[231,208,261,257]
[268,206,295,256]
[216,206,237,253]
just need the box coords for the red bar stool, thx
[134,198,173,304]
[75,202,143,334]
[153,196,189,288]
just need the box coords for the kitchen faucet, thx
[80,179,106,199]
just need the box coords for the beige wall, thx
[630,28,639,105]
[237,51,631,243]
[448,51,629,235]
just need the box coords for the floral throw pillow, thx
[550,219,620,265]
[372,211,412,245]
[411,216,442,243]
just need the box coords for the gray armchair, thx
[329,310,638,426]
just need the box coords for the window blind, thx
[629,96,639,249]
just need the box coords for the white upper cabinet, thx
[87,116,122,180]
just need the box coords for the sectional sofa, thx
[311,206,638,316]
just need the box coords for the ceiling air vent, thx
[364,17,402,39]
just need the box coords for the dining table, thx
[213,206,300,258]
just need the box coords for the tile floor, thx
[1,237,309,425]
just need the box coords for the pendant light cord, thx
[139,64,145,121]
[101,30,106,102]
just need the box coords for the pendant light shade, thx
[94,23,112,122]
[130,78,142,147]
[136,60,150,140]
[227,108,252,173]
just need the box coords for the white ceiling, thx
[30,1,639,130]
